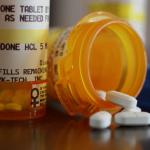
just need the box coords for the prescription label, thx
[0,0,49,111]
[0,0,49,29]
[0,0,49,82]
[50,28,72,82]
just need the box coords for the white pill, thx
[89,111,112,129]
[97,90,106,100]
[122,107,141,112]
[115,111,150,126]
[106,91,137,109]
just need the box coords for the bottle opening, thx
[89,24,125,92]
[86,21,147,98]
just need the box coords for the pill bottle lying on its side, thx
[48,12,147,116]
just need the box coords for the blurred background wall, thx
[50,0,150,62]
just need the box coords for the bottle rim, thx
[79,20,147,102]
[70,18,147,113]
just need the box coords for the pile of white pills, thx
[90,91,150,129]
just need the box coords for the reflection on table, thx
[0,105,149,150]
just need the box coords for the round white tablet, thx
[106,91,137,109]
[89,111,112,129]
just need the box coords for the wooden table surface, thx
[0,106,149,150]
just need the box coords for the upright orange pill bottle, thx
[48,12,147,116]
[0,0,50,120]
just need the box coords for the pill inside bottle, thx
[48,12,147,116]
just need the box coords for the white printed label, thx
[0,0,49,82]
[0,0,49,29]
[0,43,48,82]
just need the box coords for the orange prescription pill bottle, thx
[48,12,147,116]
[0,0,50,120]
